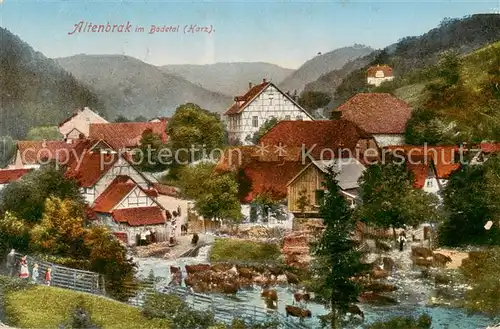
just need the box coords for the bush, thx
[142,293,216,329]
[209,239,281,263]
[60,297,101,329]
[366,314,432,329]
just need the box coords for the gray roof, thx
[312,158,365,190]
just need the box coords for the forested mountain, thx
[0,28,106,138]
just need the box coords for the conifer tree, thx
[309,167,369,329]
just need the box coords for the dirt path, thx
[433,248,470,269]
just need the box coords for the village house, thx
[88,119,168,150]
[0,168,32,193]
[366,64,394,87]
[58,107,108,142]
[8,140,75,170]
[287,158,366,216]
[224,79,314,145]
[467,142,500,165]
[384,145,461,197]
[258,120,379,162]
[332,93,413,147]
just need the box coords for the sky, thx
[1,0,499,69]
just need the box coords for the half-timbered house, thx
[224,79,314,145]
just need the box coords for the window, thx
[252,116,259,128]
[269,93,274,105]
[426,179,433,188]
[315,190,325,205]
[285,115,291,120]
[296,115,303,121]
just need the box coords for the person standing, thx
[31,263,39,283]
[18,256,29,279]
[398,232,407,252]
[45,267,52,286]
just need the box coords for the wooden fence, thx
[128,279,308,329]
[8,253,104,295]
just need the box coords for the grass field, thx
[1,279,170,329]
[209,238,281,264]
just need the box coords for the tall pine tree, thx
[309,167,369,329]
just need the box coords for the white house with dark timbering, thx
[224,79,314,145]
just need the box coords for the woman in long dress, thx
[31,263,39,283]
[18,256,29,279]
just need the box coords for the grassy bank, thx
[0,277,170,329]
[209,238,281,264]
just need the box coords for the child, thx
[18,255,29,279]
[45,267,52,286]
[31,263,39,283]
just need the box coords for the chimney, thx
[263,78,267,84]
[248,82,253,90]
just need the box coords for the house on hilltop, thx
[367,64,394,87]
[224,79,313,145]
[287,158,366,215]
[332,93,412,148]
[59,107,108,142]
[89,120,168,150]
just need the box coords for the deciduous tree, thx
[357,160,441,240]
[26,126,62,141]
[167,103,225,163]
[439,155,500,246]
[298,91,331,113]
[0,136,16,168]
[134,128,168,172]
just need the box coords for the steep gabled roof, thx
[385,145,461,182]
[89,121,168,150]
[367,65,393,78]
[93,176,136,212]
[240,160,305,203]
[65,149,119,188]
[58,107,108,127]
[112,207,166,226]
[16,140,73,165]
[0,169,32,184]
[224,81,312,119]
[258,120,372,160]
[334,93,412,134]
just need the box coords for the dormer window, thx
[426,180,433,187]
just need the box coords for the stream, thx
[134,244,497,329]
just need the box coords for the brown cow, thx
[211,263,232,272]
[293,292,310,304]
[285,305,312,318]
[371,268,389,279]
[412,247,433,259]
[185,264,211,275]
[347,304,364,320]
[433,253,452,266]
[238,267,255,279]
[261,288,278,301]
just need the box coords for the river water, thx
[133,245,497,329]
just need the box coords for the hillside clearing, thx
[3,285,170,329]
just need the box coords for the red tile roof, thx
[367,65,393,78]
[385,145,461,181]
[112,207,166,226]
[93,176,136,212]
[16,141,74,165]
[479,142,500,153]
[65,150,119,188]
[258,120,372,160]
[0,169,31,184]
[89,121,168,150]
[334,93,412,134]
[224,82,271,115]
[58,108,82,127]
[240,160,305,203]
